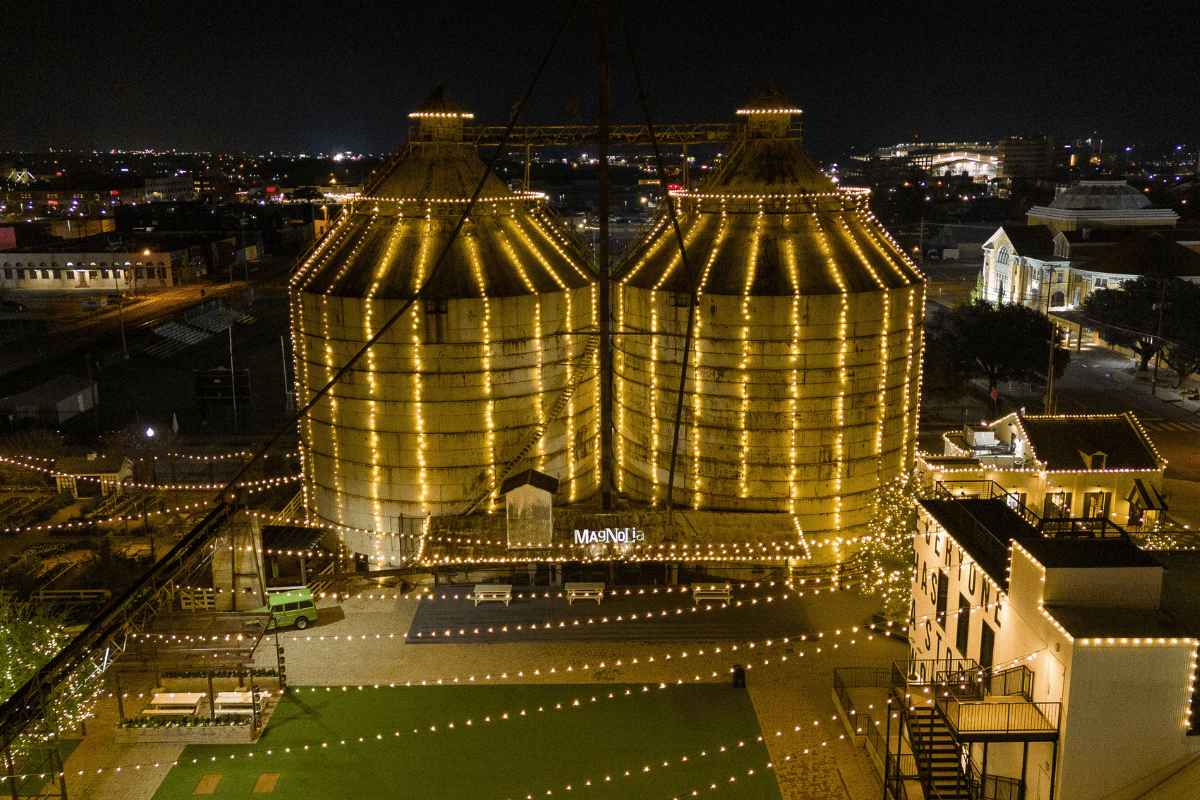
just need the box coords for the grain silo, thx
[613,85,924,540]
[291,87,598,564]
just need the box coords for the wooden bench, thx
[214,691,256,715]
[145,692,204,716]
[691,582,732,605]
[473,584,513,606]
[565,582,605,605]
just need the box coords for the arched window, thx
[996,246,1011,266]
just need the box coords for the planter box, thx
[114,723,257,745]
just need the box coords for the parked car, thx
[0,299,27,311]
[251,587,319,630]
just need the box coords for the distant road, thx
[0,259,290,395]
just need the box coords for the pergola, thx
[114,612,275,719]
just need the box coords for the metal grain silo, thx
[291,88,598,563]
[613,86,924,540]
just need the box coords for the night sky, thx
[3,1,1196,162]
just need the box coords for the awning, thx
[1127,479,1167,512]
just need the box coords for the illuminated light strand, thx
[784,220,801,515]
[0,455,299,490]
[39,690,880,785]
[649,213,705,292]
[738,210,763,501]
[244,510,883,551]
[565,287,578,502]
[852,204,917,283]
[466,234,498,508]
[812,213,848,532]
[526,208,591,283]
[650,299,660,500]
[2,500,214,534]
[620,213,671,286]
[508,219,569,291]
[591,281,601,497]
[298,212,361,291]
[688,209,730,509]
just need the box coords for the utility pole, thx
[1045,322,1057,414]
[229,327,238,432]
[596,2,613,510]
[1151,278,1167,396]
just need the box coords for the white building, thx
[0,250,187,292]
[920,412,1168,528]
[885,492,1200,799]
[1027,181,1179,235]
[979,225,1065,307]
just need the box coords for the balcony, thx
[934,665,1060,743]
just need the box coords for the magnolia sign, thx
[573,527,645,545]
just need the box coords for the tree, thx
[859,471,932,620]
[1081,277,1164,370]
[0,598,105,761]
[928,299,1069,394]
[1083,276,1200,380]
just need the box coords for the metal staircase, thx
[907,703,970,799]
[460,333,599,515]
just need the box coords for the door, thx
[979,622,995,670]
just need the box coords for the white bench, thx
[214,691,256,715]
[145,692,204,716]
[565,582,605,605]
[473,584,513,606]
[691,582,732,605]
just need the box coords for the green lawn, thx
[151,684,781,800]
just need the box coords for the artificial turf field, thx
[150,683,782,800]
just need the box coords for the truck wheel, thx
[295,617,309,630]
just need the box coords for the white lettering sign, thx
[573,527,645,545]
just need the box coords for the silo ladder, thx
[460,333,599,515]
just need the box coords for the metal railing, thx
[987,664,1034,701]
[893,659,980,692]
[1039,516,1129,539]
[0,500,239,753]
[933,480,1042,528]
[967,764,1024,800]
[937,696,1060,739]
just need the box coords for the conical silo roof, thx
[616,87,921,296]
[293,88,593,299]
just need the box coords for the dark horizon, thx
[3,1,1197,164]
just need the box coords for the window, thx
[16,270,24,280]
[956,594,970,654]
[282,602,299,612]
[53,269,61,279]
[66,271,75,280]
[3,270,10,280]
[936,570,949,629]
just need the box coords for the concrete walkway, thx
[57,585,904,800]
